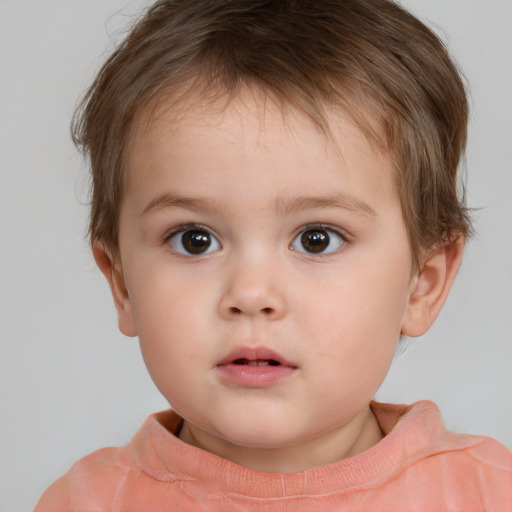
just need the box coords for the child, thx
[35,0,511,510]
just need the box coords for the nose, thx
[218,259,286,321]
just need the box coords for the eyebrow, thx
[142,192,377,219]
[142,194,225,216]
[274,194,377,218]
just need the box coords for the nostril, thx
[229,307,242,315]
[261,307,273,315]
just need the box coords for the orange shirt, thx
[34,401,512,511]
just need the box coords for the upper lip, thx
[217,346,298,368]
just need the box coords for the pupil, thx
[182,230,210,254]
[301,229,329,253]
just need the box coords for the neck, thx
[178,405,384,473]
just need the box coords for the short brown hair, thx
[72,0,472,268]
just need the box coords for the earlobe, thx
[92,243,138,337]
[401,237,464,337]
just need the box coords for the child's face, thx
[110,93,419,468]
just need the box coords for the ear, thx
[92,243,137,337]
[401,237,464,337]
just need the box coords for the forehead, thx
[132,83,387,153]
[123,89,397,213]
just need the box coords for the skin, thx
[95,92,463,473]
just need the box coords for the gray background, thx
[1,1,511,511]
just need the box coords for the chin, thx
[212,419,307,451]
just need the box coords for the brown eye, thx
[169,229,221,255]
[291,227,345,254]
[301,229,329,252]
[182,231,210,253]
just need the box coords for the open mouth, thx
[232,358,281,367]
[216,345,297,371]
[217,349,296,386]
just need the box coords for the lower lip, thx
[216,363,296,387]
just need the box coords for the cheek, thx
[134,298,208,410]
[129,259,211,325]
[299,258,411,366]
[126,268,213,373]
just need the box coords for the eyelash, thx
[163,223,221,255]
[290,223,348,256]
[163,223,212,241]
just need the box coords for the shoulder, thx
[402,400,511,469]
[384,399,511,468]
[458,431,512,467]
[428,431,512,486]
[33,446,132,512]
[33,409,188,512]
[410,433,512,510]
[374,400,512,510]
